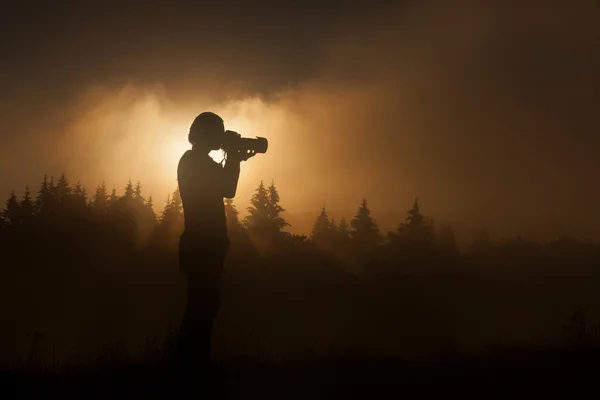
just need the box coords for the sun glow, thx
[159,115,259,191]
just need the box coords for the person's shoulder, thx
[178,150,217,171]
[179,150,194,162]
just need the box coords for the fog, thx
[1,1,599,241]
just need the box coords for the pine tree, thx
[2,190,21,226]
[108,186,118,206]
[123,180,134,200]
[55,173,71,201]
[397,197,435,248]
[244,180,289,249]
[68,181,89,216]
[171,188,182,213]
[311,206,336,248]
[35,174,50,214]
[20,185,34,225]
[145,195,157,223]
[350,198,381,247]
[45,176,59,215]
[224,198,244,234]
[74,181,86,199]
[133,181,144,204]
[158,189,184,227]
[243,180,269,232]
[337,217,351,243]
[266,180,288,231]
[93,182,108,213]
[162,193,171,219]
[244,180,289,234]
[145,195,154,213]
[154,189,184,248]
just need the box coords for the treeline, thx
[1,173,600,270]
[3,173,600,363]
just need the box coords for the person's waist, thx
[184,221,227,233]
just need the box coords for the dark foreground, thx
[3,346,600,398]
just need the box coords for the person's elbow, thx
[223,188,237,199]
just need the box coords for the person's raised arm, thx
[221,155,241,199]
[220,148,257,198]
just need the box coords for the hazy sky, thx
[1,1,599,239]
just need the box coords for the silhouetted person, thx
[176,112,255,374]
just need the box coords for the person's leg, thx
[177,254,224,372]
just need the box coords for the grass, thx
[4,305,600,397]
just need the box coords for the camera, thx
[221,130,268,154]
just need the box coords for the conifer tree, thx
[244,180,269,232]
[337,217,351,243]
[134,181,144,204]
[145,195,157,223]
[74,181,86,199]
[397,197,435,248]
[55,173,71,201]
[65,181,89,218]
[35,174,50,214]
[123,180,134,201]
[244,180,289,236]
[350,198,381,246]
[2,190,21,226]
[45,176,59,215]
[311,206,336,248]
[224,198,244,234]
[93,182,108,213]
[154,189,184,248]
[108,186,119,206]
[20,185,34,225]
[171,188,182,213]
[267,180,289,231]
[145,195,155,213]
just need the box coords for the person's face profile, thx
[208,121,225,151]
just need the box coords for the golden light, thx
[158,114,260,192]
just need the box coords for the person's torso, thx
[177,150,227,240]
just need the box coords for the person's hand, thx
[223,130,257,162]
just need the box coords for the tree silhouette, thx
[123,180,134,201]
[134,181,144,205]
[20,185,34,225]
[108,186,119,206]
[350,198,381,247]
[153,189,183,249]
[145,195,155,213]
[244,180,289,250]
[73,181,87,200]
[144,195,158,227]
[225,198,244,235]
[267,180,289,232]
[337,217,351,244]
[244,180,269,233]
[66,181,89,216]
[311,206,336,250]
[2,190,21,226]
[93,182,109,214]
[45,176,60,216]
[396,197,435,250]
[34,174,50,215]
[55,173,72,202]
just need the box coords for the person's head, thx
[188,112,225,152]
